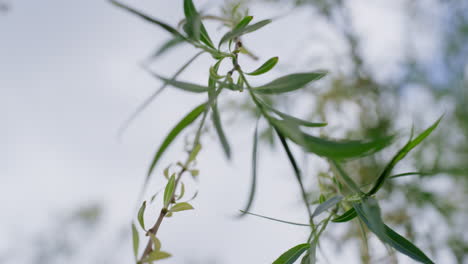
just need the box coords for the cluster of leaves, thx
[132,158,197,263]
[111,0,442,263]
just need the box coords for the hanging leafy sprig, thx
[110,0,441,263]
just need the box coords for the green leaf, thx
[236,18,272,34]
[163,166,170,179]
[148,233,161,252]
[110,1,185,39]
[246,57,279,76]
[163,175,176,208]
[254,71,327,94]
[367,116,442,195]
[270,117,393,160]
[330,160,364,194]
[233,15,253,30]
[332,207,357,223]
[190,169,199,177]
[389,172,427,179]
[273,243,310,264]
[318,194,326,204]
[211,101,231,159]
[209,66,225,80]
[358,198,385,235]
[257,98,327,127]
[274,129,315,219]
[183,0,215,49]
[137,201,146,230]
[147,102,206,177]
[240,210,309,226]
[218,19,271,48]
[239,119,260,217]
[177,182,185,200]
[183,0,197,26]
[183,13,201,41]
[301,133,393,160]
[149,73,210,93]
[208,60,231,160]
[311,195,343,218]
[353,200,434,264]
[142,251,172,262]
[188,143,202,162]
[236,74,244,91]
[300,242,317,264]
[170,202,194,212]
[131,223,139,260]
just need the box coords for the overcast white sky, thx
[0,0,446,263]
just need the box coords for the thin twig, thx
[137,80,228,261]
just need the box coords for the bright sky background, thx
[1,0,446,263]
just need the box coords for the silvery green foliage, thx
[111,0,441,263]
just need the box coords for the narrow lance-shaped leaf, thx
[353,200,434,264]
[318,194,326,204]
[302,133,393,160]
[332,207,357,223]
[312,195,343,218]
[247,56,279,76]
[137,201,146,230]
[236,74,244,91]
[300,241,317,264]
[330,160,364,194]
[211,105,231,159]
[177,182,185,200]
[142,251,171,262]
[233,16,253,30]
[367,116,442,195]
[147,102,207,177]
[256,97,327,127]
[273,243,310,264]
[163,166,171,179]
[358,197,385,235]
[148,233,161,252]
[188,143,202,163]
[254,71,327,94]
[209,66,225,80]
[110,0,185,39]
[239,118,260,217]
[274,128,315,218]
[170,202,194,213]
[208,62,232,160]
[163,175,176,208]
[219,19,272,48]
[183,0,215,48]
[190,169,199,178]
[131,223,139,261]
[183,12,201,41]
[269,116,393,160]
[183,12,202,44]
[389,172,428,179]
[148,73,210,93]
